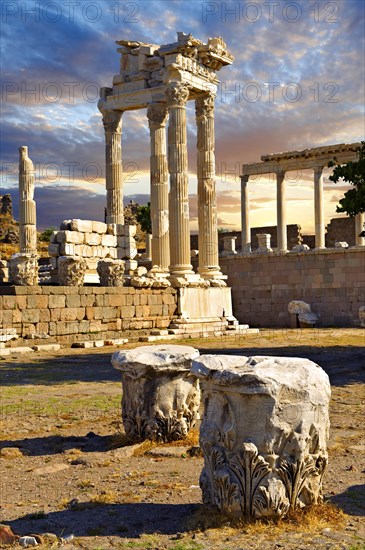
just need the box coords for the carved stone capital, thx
[97,259,125,286]
[195,94,215,117]
[8,254,38,286]
[101,109,123,134]
[165,83,190,108]
[147,102,168,127]
[112,345,201,442]
[58,256,87,286]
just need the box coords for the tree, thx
[135,203,152,234]
[328,141,365,217]
[39,226,56,242]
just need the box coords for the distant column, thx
[165,83,194,280]
[147,102,169,272]
[101,107,124,225]
[276,170,287,252]
[195,93,223,281]
[240,175,251,253]
[314,166,325,248]
[19,146,37,254]
[355,212,365,246]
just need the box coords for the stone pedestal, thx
[192,355,330,519]
[58,256,87,286]
[221,236,237,256]
[256,233,272,253]
[97,259,125,286]
[111,345,200,442]
[8,254,38,286]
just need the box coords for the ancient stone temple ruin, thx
[98,32,232,287]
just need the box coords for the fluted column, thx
[102,110,124,225]
[240,175,251,253]
[19,146,37,254]
[276,170,287,252]
[147,103,169,272]
[314,166,325,248]
[165,83,194,279]
[355,212,365,246]
[195,94,222,280]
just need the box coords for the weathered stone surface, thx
[298,312,318,327]
[58,256,87,286]
[288,300,311,315]
[192,354,330,519]
[359,306,365,328]
[131,276,153,288]
[19,146,37,255]
[97,259,125,286]
[70,219,93,233]
[8,254,38,286]
[111,344,200,442]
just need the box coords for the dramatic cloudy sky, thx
[1,0,364,232]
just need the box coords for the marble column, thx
[240,175,251,253]
[19,146,37,254]
[195,94,222,281]
[102,110,124,225]
[165,83,194,280]
[147,103,169,272]
[276,171,287,252]
[314,166,325,248]
[355,212,365,246]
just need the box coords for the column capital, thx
[314,165,324,175]
[240,174,250,185]
[147,102,168,127]
[100,108,123,134]
[165,82,190,107]
[275,170,286,180]
[195,93,216,117]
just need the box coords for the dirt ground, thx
[1,328,364,549]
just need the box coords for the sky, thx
[1,0,364,232]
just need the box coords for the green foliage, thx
[328,142,365,217]
[39,226,56,242]
[135,203,152,234]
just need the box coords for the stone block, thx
[33,344,61,352]
[192,354,330,519]
[39,309,51,322]
[60,243,75,256]
[101,234,117,247]
[49,295,66,308]
[0,346,34,356]
[84,233,101,246]
[92,221,107,234]
[66,294,81,308]
[22,309,40,323]
[122,305,135,318]
[111,344,200,441]
[70,219,93,233]
[56,230,84,244]
[48,243,60,257]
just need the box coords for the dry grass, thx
[188,502,346,543]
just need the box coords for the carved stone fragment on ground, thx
[111,344,200,442]
[191,354,330,519]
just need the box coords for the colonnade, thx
[100,85,224,283]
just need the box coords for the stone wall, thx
[0,287,177,344]
[191,225,301,252]
[326,217,356,247]
[220,248,365,327]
